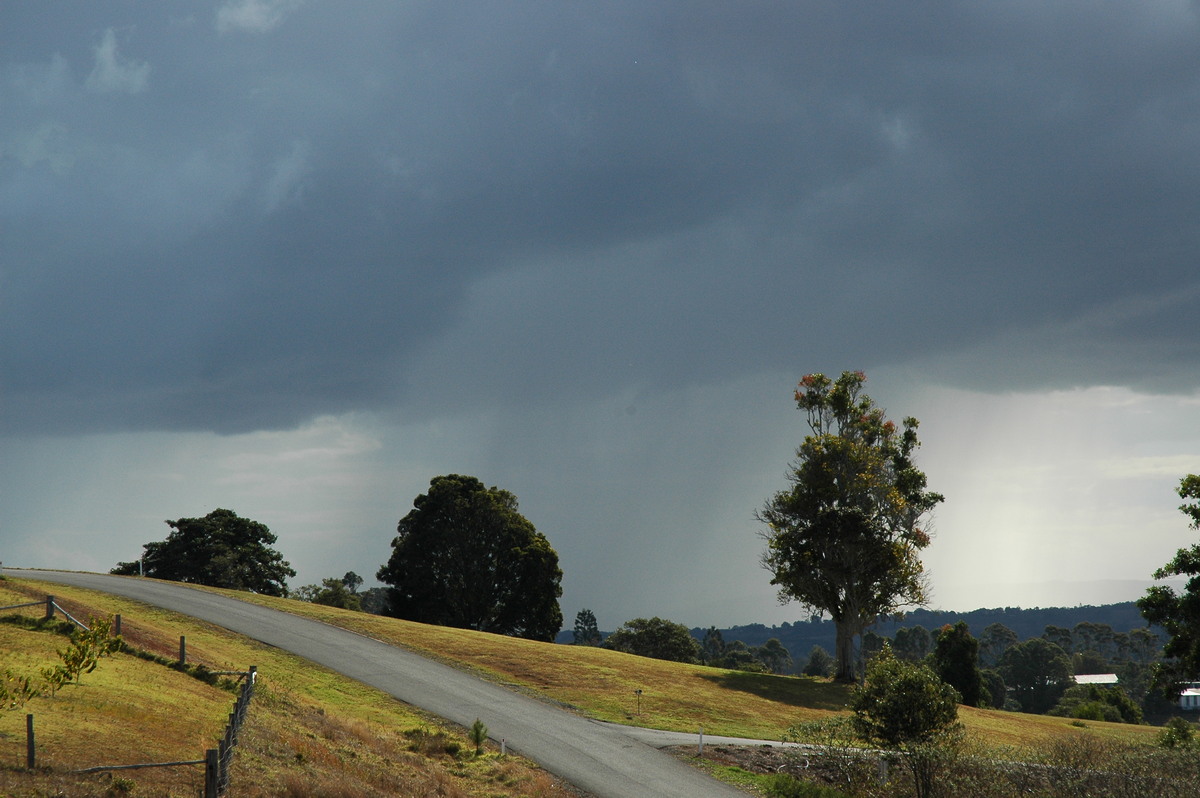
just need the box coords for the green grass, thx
[216,585,1162,750]
[0,573,1175,797]
[0,577,576,798]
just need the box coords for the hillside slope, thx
[0,576,576,798]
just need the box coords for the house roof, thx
[1072,673,1119,685]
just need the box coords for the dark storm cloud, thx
[4,1,1200,435]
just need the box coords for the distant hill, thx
[558,602,1157,670]
[688,602,1153,669]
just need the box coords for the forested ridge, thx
[556,601,1153,663]
[694,602,1151,666]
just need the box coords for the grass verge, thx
[0,577,579,798]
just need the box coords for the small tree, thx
[295,577,363,611]
[469,718,488,756]
[572,609,601,646]
[603,617,700,664]
[701,626,726,665]
[930,622,987,707]
[41,616,122,695]
[803,645,835,677]
[851,645,962,798]
[756,637,793,674]
[1157,716,1196,749]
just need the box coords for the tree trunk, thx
[834,621,857,682]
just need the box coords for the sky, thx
[3,1,1199,631]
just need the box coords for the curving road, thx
[3,569,749,797]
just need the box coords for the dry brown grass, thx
[216,587,1165,750]
[0,577,579,798]
[1,573,1171,798]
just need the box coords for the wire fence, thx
[2,594,258,797]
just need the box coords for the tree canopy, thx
[758,371,943,681]
[376,474,563,641]
[295,574,363,611]
[111,508,295,596]
[1138,475,1200,692]
[603,617,701,664]
[930,622,987,707]
[1000,637,1073,714]
[572,608,601,646]
[851,645,961,798]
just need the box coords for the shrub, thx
[1158,716,1196,749]
[851,645,962,798]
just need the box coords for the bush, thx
[1158,716,1196,749]
[1049,683,1142,724]
[851,645,962,798]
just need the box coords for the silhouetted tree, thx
[341,571,363,594]
[573,609,601,646]
[112,508,294,596]
[756,638,793,674]
[893,625,932,662]
[930,622,986,707]
[701,627,726,665]
[377,475,563,641]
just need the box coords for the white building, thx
[1179,682,1200,710]
[1072,673,1119,686]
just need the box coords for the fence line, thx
[3,594,258,797]
[0,595,89,630]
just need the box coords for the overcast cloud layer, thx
[4,2,1199,628]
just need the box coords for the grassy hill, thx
[0,574,1174,797]
[0,576,575,798]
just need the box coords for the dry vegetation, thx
[1,574,1188,798]
[219,587,1162,751]
[0,577,578,798]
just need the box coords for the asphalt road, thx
[3,569,749,797]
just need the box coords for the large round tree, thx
[377,474,563,641]
[758,371,943,682]
[111,508,295,596]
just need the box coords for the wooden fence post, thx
[44,596,54,620]
[114,614,121,637]
[204,748,219,798]
[26,714,35,770]
[179,636,186,665]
